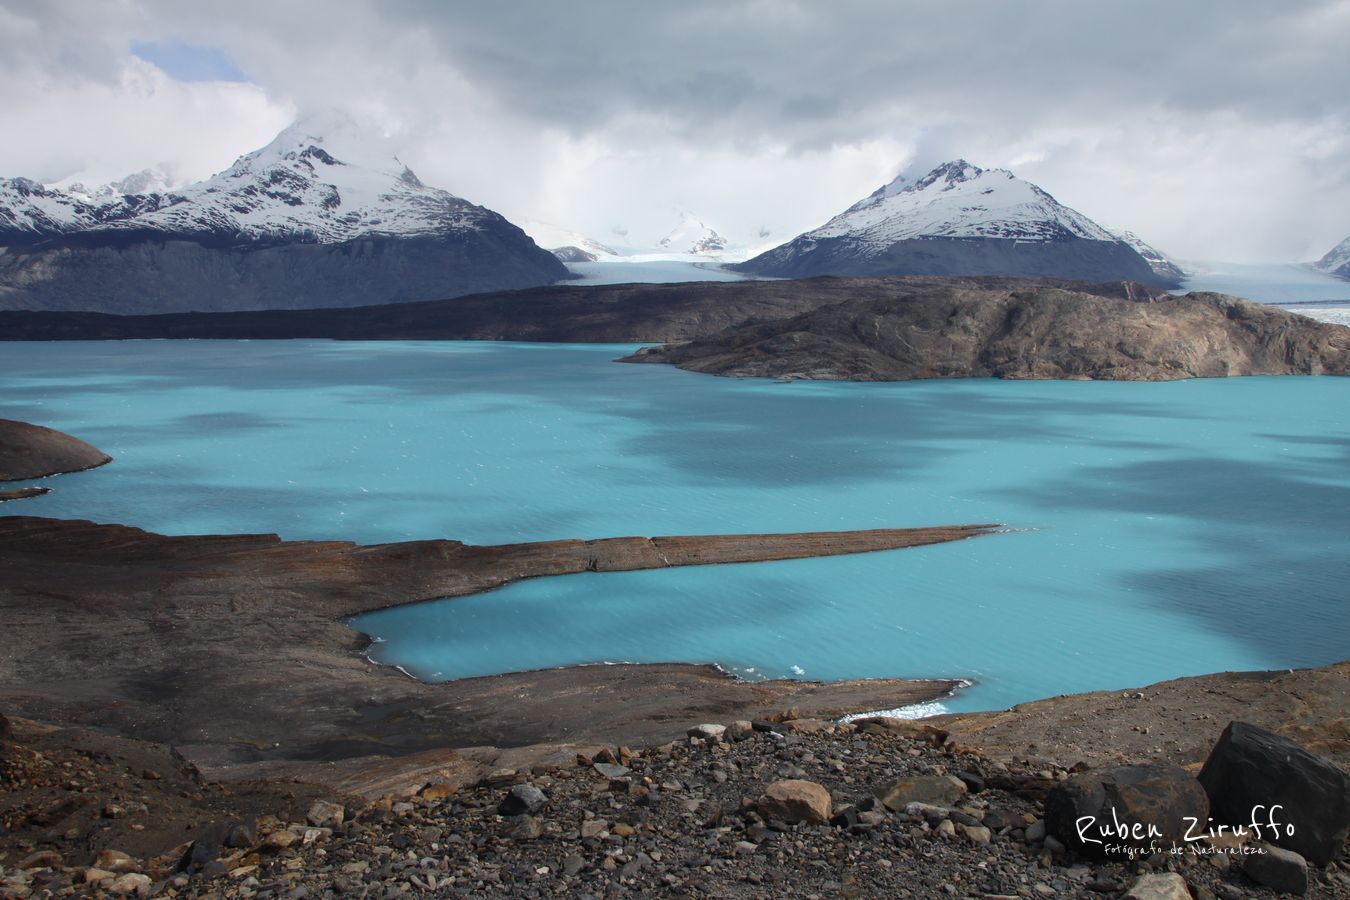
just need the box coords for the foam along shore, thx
[0,514,997,790]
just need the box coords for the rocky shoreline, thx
[3,681,1347,899]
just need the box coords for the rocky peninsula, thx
[0,419,111,482]
[0,513,996,789]
[0,419,110,502]
[623,287,1350,381]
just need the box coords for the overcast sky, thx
[2,0,1347,262]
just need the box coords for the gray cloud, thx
[384,1,1348,136]
[0,0,1347,260]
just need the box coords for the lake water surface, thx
[2,340,1347,713]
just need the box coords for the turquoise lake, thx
[2,340,1347,713]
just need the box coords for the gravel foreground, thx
[3,711,1346,899]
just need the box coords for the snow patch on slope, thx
[808,160,1118,248]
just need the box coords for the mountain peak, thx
[856,159,995,212]
[657,210,728,256]
[269,109,365,150]
[830,159,1113,244]
[227,111,409,182]
[910,159,984,191]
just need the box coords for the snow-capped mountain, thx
[813,160,1117,244]
[734,160,1179,286]
[99,115,512,244]
[1313,235,1350,279]
[525,211,741,265]
[657,211,728,256]
[0,113,566,313]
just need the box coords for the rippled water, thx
[3,340,1347,712]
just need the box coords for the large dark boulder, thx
[1045,764,1209,859]
[1198,720,1349,866]
[498,784,548,816]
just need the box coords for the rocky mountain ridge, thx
[624,286,1350,381]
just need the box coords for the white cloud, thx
[0,0,1346,260]
[0,57,290,186]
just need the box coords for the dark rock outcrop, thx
[623,287,1350,381]
[0,419,111,481]
[1044,764,1209,858]
[1198,720,1349,866]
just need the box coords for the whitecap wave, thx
[839,700,950,721]
[837,678,974,722]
